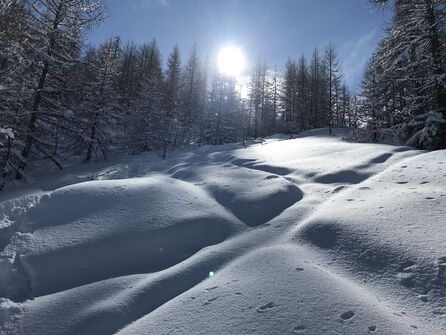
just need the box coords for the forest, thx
[1,0,446,190]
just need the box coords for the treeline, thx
[3,0,445,190]
[249,46,358,139]
[360,0,446,149]
[0,0,357,190]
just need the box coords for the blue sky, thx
[88,0,392,91]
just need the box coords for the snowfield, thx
[0,129,445,335]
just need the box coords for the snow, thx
[0,128,445,335]
[0,128,14,141]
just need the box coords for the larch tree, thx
[162,46,181,159]
[16,0,105,176]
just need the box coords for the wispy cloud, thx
[340,29,380,92]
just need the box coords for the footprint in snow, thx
[296,267,304,272]
[203,297,219,306]
[256,302,275,313]
[400,260,416,272]
[332,185,346,193]
[436,257,446,284]
[368,325,377,333]
[419,295,428,302]
[340,310,355,321]
[292,325,306,333]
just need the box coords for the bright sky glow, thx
[217,46,246,77]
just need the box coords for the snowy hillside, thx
[0,129,445,335]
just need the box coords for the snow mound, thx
[0,176,243,301]
[118,246,418,335]
[170,164,303,226]
[295,151,446,330]
[0,129,444,334]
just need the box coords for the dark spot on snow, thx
[292,325,306,332]
[265,175,279,180]
[420,181,429,185]
[296,267,304,272]
[425,197,435,200]
[396,181,408,184]
[368,325,377,333]
[411,325,418,329]
[256,302,275,313]
[340,310,355,320]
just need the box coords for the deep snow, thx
[0,129,445,335]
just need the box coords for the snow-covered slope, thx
[0,129,445,335]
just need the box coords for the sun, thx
[217,46,246,77]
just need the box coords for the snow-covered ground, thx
[0,129,445,335]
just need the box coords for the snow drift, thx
[0,129,445,334]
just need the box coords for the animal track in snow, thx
[256,302,275,313]
[203,297,219,306]
[340,310,355,321]
[436,257,446,285]
[292,324,306,333]
[400,260,416,272]
[368,325,377,332]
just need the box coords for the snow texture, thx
[0,128,445,334]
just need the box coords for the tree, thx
[365,0,446,149]
[0,0,30,186]
[80,38,122,162]
[179,45,204,145]
[16,0,105,176]
[126,40,164,154]
[162,46,181,158]
[282,59,298,136]
[324,44,341,134]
